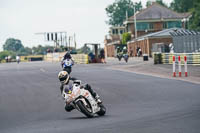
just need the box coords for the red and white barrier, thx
[172,55,188,77]
[173,56,176,77]
[184,56,188,77]
[178,56,181,77]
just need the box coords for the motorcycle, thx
[62,59,74,74]
[117,53,123,61]
[62,80,106,118]
[123,54,129,63]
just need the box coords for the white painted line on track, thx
[40,68,46,73]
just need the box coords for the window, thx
[149,23,154,29]
[163,22,167,29]
[112,29,115,34]
[112,29,119,34]
[136,22,148,31]
[167,21,182,28]
[127,25,131,32]
[115,29,119,34]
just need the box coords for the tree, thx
[105,0,142,26]
[77,45,91,54]
[155,0,168,7]
[32,45,57,55]
[170,0,194,13]
[17,47,32,56]
[122,32,131,44]
[3,38,24,52]
[0,51,16,60]
[190,0,200,30]
[146,0,152,7]
[146,0,168,7]
[169,0,200,30]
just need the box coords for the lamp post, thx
[134,6,137,38]
[182,18,186,29]
[182,18,189,29]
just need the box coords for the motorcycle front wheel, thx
[97,104,106,116]
[76,100,94,118]
[63,67,72,74]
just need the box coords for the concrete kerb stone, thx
[108,67,200,85]
[106,57,200,85]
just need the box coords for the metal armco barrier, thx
[72,54,89,64]
[46,52,89,64]
[157,53,200,65]
[20,55,46,62]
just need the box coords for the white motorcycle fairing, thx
[62,83,101,115]
[63,59,73,67]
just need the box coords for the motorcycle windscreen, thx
[64,85,73,94]
[63,59,72,67]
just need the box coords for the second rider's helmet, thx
[58,71,70,84]
[64,51,71,59]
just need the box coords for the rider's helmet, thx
[58,71,70,84]
[123,47,127,53]
[64,51,71,59]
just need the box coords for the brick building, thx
[127,28,175,57]
[104,2,191,57]
[104,26,125,57]
[124,2,191,39]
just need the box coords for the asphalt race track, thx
[0,61,200,133]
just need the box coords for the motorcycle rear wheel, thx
[76,100,94,118]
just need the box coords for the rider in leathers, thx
[58,71,102,112]
[61,51,74,74]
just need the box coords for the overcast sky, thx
[0,0,173,51]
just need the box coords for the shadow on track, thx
[66,115,108,120]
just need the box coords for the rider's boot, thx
[85,84,102,104]
[95,94,102,104]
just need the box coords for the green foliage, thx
[105,0,142,26]
[155,0,168,7]
[122,32,131,44]
[0,51,16,60]
[189,0,200,31]
[170,0,200,30]
[170,0,194,13]
[154,53,162,64]
[1,37,79,59]
[17,47,32,56]
[146,0,168,7]
[146,1,152,7]
[32,45,57,55]
[76,45,91,54]
[3,38,24,52]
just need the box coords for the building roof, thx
[128,3,191,21]
[106,40,121,46]
[128,28,180,43]
[109,26,125,29]
[170,29,200,36]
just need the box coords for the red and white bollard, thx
[178,56,181,77]
[173,56,176,77]
[184,56,188,77]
